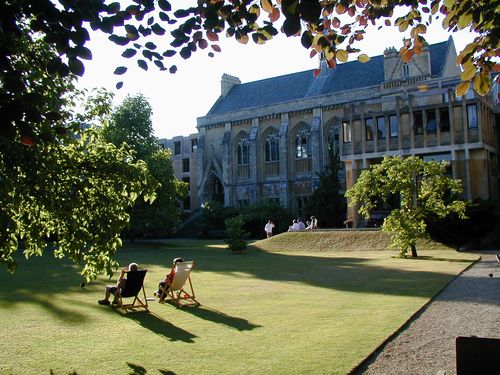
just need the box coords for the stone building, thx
[166,37,499,225]
[158,133,200,213]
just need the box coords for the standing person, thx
[311,216,318,229]
[264,220,275,238]
[98,262,139,305]
[155,257,184,297]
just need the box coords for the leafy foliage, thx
[307,147,346,228]
[345,156,467,257]
[224,215,249,253]
[103,94,187,238]
[0,27,158,279]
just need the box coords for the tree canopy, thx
[103,94,187,238]
[345,156,467,257]
[307,147,346,228]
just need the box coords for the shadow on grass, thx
[175,304,262,331]
[126,362,176,375]
[119,311,197,343]
[0,238,480,316]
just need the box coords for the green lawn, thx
[0,235,477,374]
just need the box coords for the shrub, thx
[224,216,249,253]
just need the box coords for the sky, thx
[77,11,478,140]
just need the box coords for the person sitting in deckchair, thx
[98,262,139,305]
[154,257,184,297]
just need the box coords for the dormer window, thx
[402,62,410,79]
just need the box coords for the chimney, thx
[221,73,241,98]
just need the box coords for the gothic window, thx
[295,129,311,158]
[265,133,279,162]
[328,125,340,148]
[237,139,250,165]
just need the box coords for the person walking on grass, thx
[264,220,275,238]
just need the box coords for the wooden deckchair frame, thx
[158,261,199,306]
[115,269,149,312]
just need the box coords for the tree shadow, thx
[174,304,262,331]
[118,311,197,343]
[126,362,176,375]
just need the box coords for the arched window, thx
[265,133,279,162]
[237,139,249,165]
[328,125,340,152]
[295,129,311,159]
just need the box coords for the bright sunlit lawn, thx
[0,233,478,375]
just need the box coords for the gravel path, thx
[354,251,500,375]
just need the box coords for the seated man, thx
[155,257,184,297]
[98,262,139,305]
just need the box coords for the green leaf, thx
[68,58,85,76]
[151,23,166,35]
[114,66,127,75]
[121,48,137,58]
[283,15,301,36]
[137,59,148,70]
[301,30,313,49]
[158,0,172,12]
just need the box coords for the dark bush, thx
[426,199,500,248]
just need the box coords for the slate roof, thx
[206,39,450,116]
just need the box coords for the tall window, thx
[426,109,437,133]
[265,134,279,162]
[389,115,398,138]
[182,158,190,172]
[439,108,450,132]
[342,121,351,143]
[295,129,311,158]
[174,141,181,155]
[413,111,423,135]
[376,116,386,139]
[467,104,478,128]
[365,118,374,140]
[328,125,340,151]
[237,139,249,165]
[191,138,198,152]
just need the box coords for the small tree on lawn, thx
[345,156,467,257]
[224,216,249,253]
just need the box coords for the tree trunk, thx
[410,243,418,257]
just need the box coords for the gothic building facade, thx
[162,37,499,225]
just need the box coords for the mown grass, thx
[0,232,477,375]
